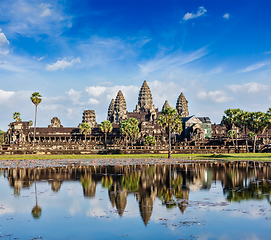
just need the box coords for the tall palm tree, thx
[222,108,241,150]
[30,92,42,146]
[13,112,21,122]
[120,118,139,146]
[100,120,113,147]
[127,118,139,146]
[158,107,182,158]
[247,111,266,153]
[120,120,130,146]
[79,123,92,145]
[237,110,250,152]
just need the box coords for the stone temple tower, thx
[135,80,155,113]
[107,99,115,121]
[108,90,127,124]
[162,100,170,111]
[82,110,97,127]
[176,93,189,117]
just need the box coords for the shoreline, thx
[0,153,270,167]
[0,153,271,160]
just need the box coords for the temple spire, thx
[176,93,189,117]
[162,100,170,111]
[108,90,127,123]
[135,80,155,112]
[107,99,115,121]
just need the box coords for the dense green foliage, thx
[0,130,5,144]
[100,120,113,146]
[222,108,271,153]
[144,135,156,146]
[79,123,92,145]
[120,118,139,145]
[158,107,183,158]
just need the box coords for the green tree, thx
[247,111,266,153]
[222,108,241,149]
[100,120,113,147]
[79,123,92,145]
[30,92,42,146]
[128,118,139,145]
[120,118,139,146]
[29,120,33,126]
[13,112,21,122]
[248,131,256,140]
[0,130,5,144]
[158,107,183,158]
[144,135,156,146]
[237,111,251,153]
[263,109,271,143]
[227,130,236,139]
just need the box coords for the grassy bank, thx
[0,153,270,161]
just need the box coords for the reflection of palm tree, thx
[121,173,140,191]
[32,173,42,219]
[101,176,113,189]
[32,204,42,219]
[80,175,96,197]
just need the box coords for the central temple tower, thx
[134,80,155,113]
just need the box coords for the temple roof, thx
[162,100,170,111]
[135,80,154,112]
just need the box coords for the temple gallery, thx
[2,81,270,154]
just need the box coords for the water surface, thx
[0,162,270,239]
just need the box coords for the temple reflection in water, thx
[1,161,271,225]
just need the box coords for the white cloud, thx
[85,86,106,97]
[46,57,81,71]
[223,13,230,19]
[40,3,52,17]
[66,89,83,105]
[197,90,232,103]
[0,89,15,101]
[149,80,186,108]
[0,29,9,47]
[237,61,271,73]
[138,47,208,76]
[227,82,269,93]
[183,6,207,21]
[0,29,10,55]
[0,0,72,38]
[38,56,44,61]
[88,98,99,105]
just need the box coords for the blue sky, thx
[0,0,270,130]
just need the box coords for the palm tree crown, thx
[100,120,113,146]
[100,120,113,134]
[30,92,42,146]
[13,112,21,122]
[80,123,92,145]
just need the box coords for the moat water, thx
[0,162,270,240]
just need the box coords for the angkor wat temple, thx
[1,80,271,154]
